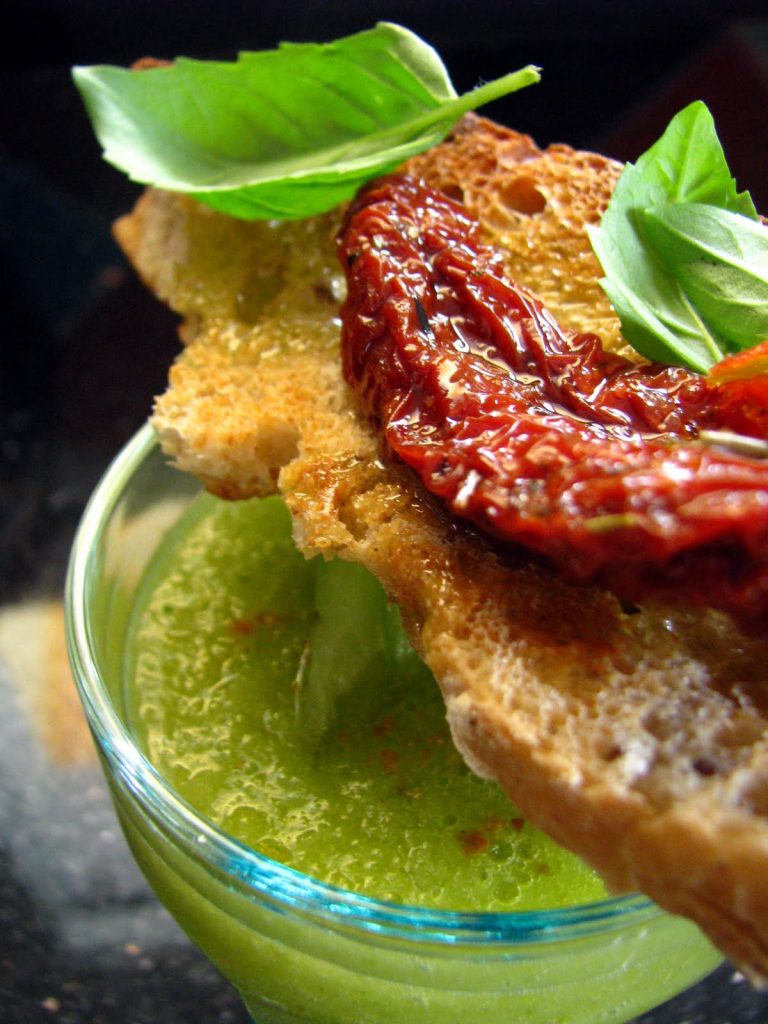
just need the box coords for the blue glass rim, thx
[65,422,659,946]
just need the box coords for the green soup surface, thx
[126,493,606,911]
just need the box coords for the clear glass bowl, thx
[65,424,722,1024]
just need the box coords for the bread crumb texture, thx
[115,115,768,981]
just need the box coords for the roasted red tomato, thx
[338,175,768,627]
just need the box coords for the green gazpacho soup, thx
[125,491,605,911]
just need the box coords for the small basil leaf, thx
[73,22,540,220]
[641,203,768,349]
[588,101,757,371]
[641,102,757,214]
[295,557,422,743]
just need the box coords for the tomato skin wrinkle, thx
[338,175,768,626]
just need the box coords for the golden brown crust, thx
[406,115,627,352]
[114,115,768,980]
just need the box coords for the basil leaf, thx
[642,203,768,350]
[73,23,539,220]
[588,101,758,372]
[592,224,726,371]
[296,557,424,743]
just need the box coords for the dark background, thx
[2,3,768,1022]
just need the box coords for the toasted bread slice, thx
[115,115,768,981]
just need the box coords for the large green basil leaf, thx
[73,22,539,220]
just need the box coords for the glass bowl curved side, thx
[65,424,722,1024]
